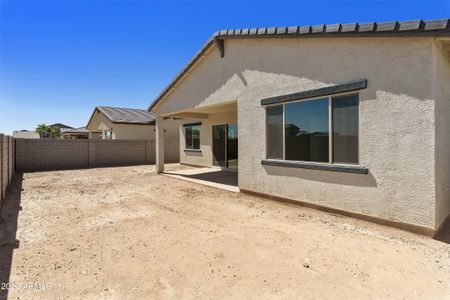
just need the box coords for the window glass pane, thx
[185,127,193,149]
[266,105,283,159]
[227,124,238,169]
[192,126,200,149]
[285,98,329,162]
[332,94,359,164]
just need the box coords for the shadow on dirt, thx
[0,173,23,300]
[434,217,450,244]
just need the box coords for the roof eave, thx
[86,107,102,129]
[111,121,156,125]
[147,18,450,113]
[148,37,216,112]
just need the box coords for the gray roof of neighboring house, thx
[88,106,156,127]
[49,123,74,130]
[148,18,450,112]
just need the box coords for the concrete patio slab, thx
[162,166,239,192]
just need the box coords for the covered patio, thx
[154,101,238,176]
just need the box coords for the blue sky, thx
[0,0,449,134]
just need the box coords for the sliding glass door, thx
[212,125,226,167]
[212,124,238,169]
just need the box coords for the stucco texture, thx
[153,36,447,230]
[433,41,450,229]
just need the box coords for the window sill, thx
[261,159,368,174]
[184,149,202,153]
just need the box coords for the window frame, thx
[265,92,360,165]
[104,129,113,140]
[184,123,201,151]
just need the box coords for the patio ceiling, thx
[162,100,237,119]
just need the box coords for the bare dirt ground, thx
[1,164,449,299]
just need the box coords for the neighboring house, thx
[86,106,179,141]
[13,130,40,139]
[41,123,75,138]
[50,123,74,134]
[61,127,89,139]
[149,19,450,236]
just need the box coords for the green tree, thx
[35,124,61,138]
[35,123,49,138]
[49,126,61,138]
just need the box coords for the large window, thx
[266,94,359,164]
[185,124,201,150]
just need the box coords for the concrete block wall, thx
[146,140,154,163]
[0,134,15,202]
[89,140,146,167]
[15,139,89,171]
[15,139,180,172]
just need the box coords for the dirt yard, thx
[0,165,449,299]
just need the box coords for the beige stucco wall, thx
[111,123,154,140]
[179,111,237,167]
[114,118,180,142]
[87,111,180,141]
[154,37,443,230]
[433,41,450,229]
[87,110,114,138]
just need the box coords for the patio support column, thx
[155,116,165,173]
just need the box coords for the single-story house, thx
[149,19,450,236]
[61,127,89,139]
[50,123,74,132]
[13,130,40,139]
[86,106,179,141]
